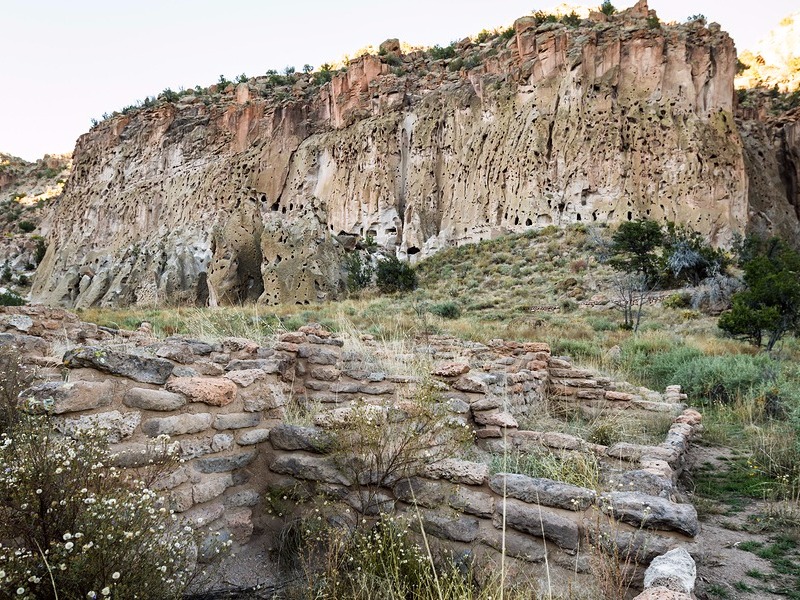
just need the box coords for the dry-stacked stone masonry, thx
[2,305,703,588]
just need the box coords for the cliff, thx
[33,2,767,307]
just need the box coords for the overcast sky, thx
[1,0,796,161]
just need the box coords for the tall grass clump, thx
[283,513,507,600]
[490,448,601,490]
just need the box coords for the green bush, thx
[600,1,616,16]
[622,345,704,391]
[560,11,581,26]
[671,353,779,404]
[550,338,603,361]
[719,238,800,350]
[33,236,46,265]
[429,301,461,319]
[428,43,456,60]
[160,88,179,102]
[376,255,417,294]
[0,292,25,306]
[0,346,33,435]
[344,252,374,292]
[663,292,692,309]
[17,220,35,233]
[533,10,558,23]
[609,219,664,284]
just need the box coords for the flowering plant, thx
[0,416,196,600]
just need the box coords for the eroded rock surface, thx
[32,2,783,308]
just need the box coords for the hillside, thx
[0,152,71,300]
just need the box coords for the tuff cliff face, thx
[738,110,800,242]
[33,1,756,307]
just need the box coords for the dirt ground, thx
[688,445,800,600]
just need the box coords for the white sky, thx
[1,0,797,161]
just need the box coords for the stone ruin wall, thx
[1,305,702,588]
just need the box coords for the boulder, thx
[193,450,258,473]
[432,362,470,377]
[418,510,480,543]
[481,528,547,562]
[270,454,351,485]
[236,428,271,445]
[393,477,451,508]
[213,412,261,430]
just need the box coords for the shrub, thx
[622,345,704,391]
[33,236,47,265]
[0,291,25,306]
[533,10,558,23]
[474,29,492,43]
[500,26,515,40]
[283,512,499,600]
[0,346,33,434]
[0,416,198,599]
[671,353,779,404]
[718,238,800,350]
[376,255,417,294]
[491,448,600,489]
[561,11,581,27]
[326,387,472,515]
[17,220,35,233]
[661,223,728,286]
[429,301,461,319]
[600,1,616,16]
[382,52,402,67]
[609,219,664,284]
[463,55,482,70]
[647,15,661,28]
[569,258,588,273]
[447,57,464,71]
[663,292,691,309]
[428,43,456,60]
[160,88,179,102]
[550,338,603,361]
[313,64,334,85]
[344,251,374,292]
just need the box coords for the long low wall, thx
[1,305,702,589]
